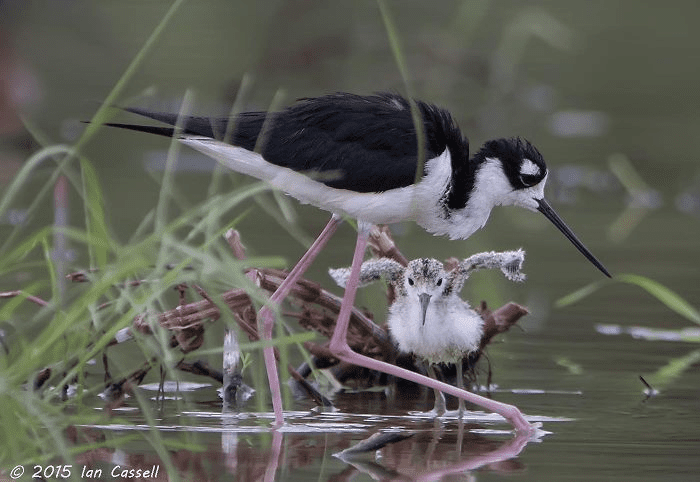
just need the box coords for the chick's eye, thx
[407,278,414,286]
[436,278,443,287]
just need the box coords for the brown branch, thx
[477,301,529,350]
[287,363,333,407]
[223,230,322,395]
[225,228,247,260]
[103,360,154,410]
[367,225,405,304]
[255,268,393,353]
[0,290,49,307]
[176,359,223,383]
[222,229,260,341]
[66,271,149,288]
[368,225,408,266]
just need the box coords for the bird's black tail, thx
[122,106,181,126]
[102,107,264,150]
[104,107,222,139]
[101,122,177,138]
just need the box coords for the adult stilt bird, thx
[106,92,610,432]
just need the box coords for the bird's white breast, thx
[415,155,524,240]
[388,295,484,365]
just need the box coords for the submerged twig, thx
[286,363,333,407]
[335,430,415,458]
[176,359,223,383]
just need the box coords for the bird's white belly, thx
[298,185,421,225]
[388,300,484,365]
[181,136,424,224]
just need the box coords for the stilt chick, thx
[330,250,526,416]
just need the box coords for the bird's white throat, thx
[418,157,548,240]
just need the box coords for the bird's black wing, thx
[108,92,469,194]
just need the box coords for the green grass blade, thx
[155,89,194,239]
[377,0,426,188]
[556,273,700,325]
[41,236,58,305]
[0,145,74,221]
[554,279,606,308]
[80,155,113,268]
[646,349,700,389]
[616,274,700,325]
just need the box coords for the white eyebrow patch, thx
[520,159,540,176]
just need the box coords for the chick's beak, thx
[419,293,432,326]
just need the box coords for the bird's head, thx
[474,137,548,211]
[473,137,611,277]
[402,258,448,326]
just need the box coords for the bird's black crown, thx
[475,137,547,190]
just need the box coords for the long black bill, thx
[535,198,611,278]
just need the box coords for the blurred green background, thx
[1,0,699,480]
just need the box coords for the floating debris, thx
[139,381,212,392]
[335,430,415,458]
[595,324,700,342]
[639,376,659,397]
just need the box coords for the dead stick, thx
[0,290,49,307]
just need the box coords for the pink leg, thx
[258,215,341,426]
[268,216,342,306]
[328,223,371,352]
[328,225,535,433]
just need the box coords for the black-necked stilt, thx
[108,92,609,276]
[105,92,607,432]
[330,250,526,417]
